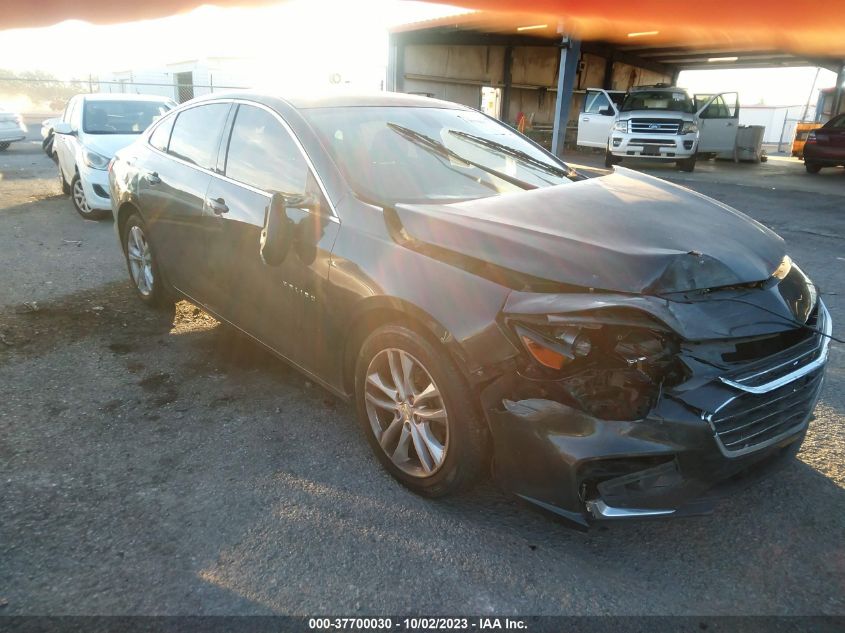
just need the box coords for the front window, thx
[303,106,574,205]
[82,100,173,134]
[621,90,695,113]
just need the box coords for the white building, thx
[100,57,255,102]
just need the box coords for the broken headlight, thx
[510,310,685,420]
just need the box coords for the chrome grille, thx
[706,302,831,457]
[629,138,677,147]
[720,303,830,393]
[708,368,824,456]
[630,119,682,134]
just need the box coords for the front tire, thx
[805,162,822,174]
[0,142,10,152]
[677,156,696,172]
[122,213,175,315]
[71,174,107,220]
[354,324,488,497]
[604,149,620,168]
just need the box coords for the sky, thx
[0,0,838,107]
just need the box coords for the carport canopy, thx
[388,10,845,156]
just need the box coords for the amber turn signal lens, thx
[521,336,567,370]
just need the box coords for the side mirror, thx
[260,193,294,266]
[599,106,614,116]
[54,121,75,135]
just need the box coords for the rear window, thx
[149,115,175,152]
[168,104,230,170]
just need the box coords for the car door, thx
[55,97,80,181]
[696,92,739,153]
[138,101,232,300]
[577,89,622,147]
[204,102,339,367]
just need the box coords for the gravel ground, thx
[1,128,843,616]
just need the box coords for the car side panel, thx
[135,149,213,297]
[319,196,519,393]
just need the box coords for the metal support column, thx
[501,46,514,124]
[833,61,845,117]
[601,53,614,90]
[551,37,581,158]
[387,33,404,93]
[670,67,681,86]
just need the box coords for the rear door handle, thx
[146,171,161,185]
[207,197,229,215]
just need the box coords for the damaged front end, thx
[480,263,832,528]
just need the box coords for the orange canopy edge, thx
[3,0,845,59]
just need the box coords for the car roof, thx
[80,93,174,103]
[188,90,469,111]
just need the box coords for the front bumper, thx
[78,163,113,211]
[610,132,698,159]
[481,301,831,528]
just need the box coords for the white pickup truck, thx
[577,84,739,172]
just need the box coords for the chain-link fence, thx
[0,72,249,115]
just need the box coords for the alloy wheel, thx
[72,178,92,215]
[126,225,154,297]
[364,348,449,477]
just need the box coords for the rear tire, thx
[71,174,108,220]
[677,156,696,172]
[0,142,10,152]
[805,162,822,174]
[354,324,488,498]
[121,212,176,317]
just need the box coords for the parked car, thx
[803,113,845,173]
[41,116,60,157]
[0,108,27,151]
[53,94,176,219]
[577,84,740,172]
[109,92,831,527]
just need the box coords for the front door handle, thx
[207,197,229,215]
[146,171,161,185]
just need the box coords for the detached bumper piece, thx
[484,302,831,529]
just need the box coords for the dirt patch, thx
[0,283,217,365]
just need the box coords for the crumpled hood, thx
[394,168,785,294]
[83,134,142,158]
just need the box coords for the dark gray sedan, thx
[108,92,831,528]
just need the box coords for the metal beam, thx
[391,28,556,49]
[551,37,581,158]
[579,41,673,76]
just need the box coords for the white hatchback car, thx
[54,94,175,219]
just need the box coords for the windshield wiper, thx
[386,123,537,191]
[446,129,575,181]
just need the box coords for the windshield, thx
[303,106,573,205]
[621,90,695,113]
[83,100,173,134]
